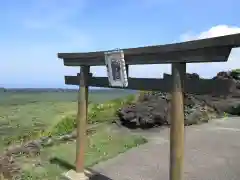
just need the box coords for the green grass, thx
[0,101,76,148]
[0,89,146,179]
[50,94,136,136]
[0,90,135,106]
[0,90,136,149]
[18,124,147,180]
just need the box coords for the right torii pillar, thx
[170,62,186,180]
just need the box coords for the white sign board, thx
[104,49,128,87]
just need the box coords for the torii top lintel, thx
[58,33,240,66]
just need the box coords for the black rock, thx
[117,72,240,129]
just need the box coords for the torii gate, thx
[58,33,240,180]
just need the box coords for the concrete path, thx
[92,117,240,180]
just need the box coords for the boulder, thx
[117,93,219,129]
[196,95,240,116]
[117,71,240,129]
[118,98,169,129]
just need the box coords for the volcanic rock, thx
[117,71,240,129]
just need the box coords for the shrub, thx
[230,69,240,80]
[48,94,136,136]
[49,114,76,136]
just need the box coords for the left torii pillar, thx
[63,66,90,180]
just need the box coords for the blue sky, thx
[1,0,240,88]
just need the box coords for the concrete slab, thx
[62,170,89,180]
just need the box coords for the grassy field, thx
[0,89,146,179]
[0,89,135,148]
[18,124,146,179]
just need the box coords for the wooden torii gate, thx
[58,33,240,180]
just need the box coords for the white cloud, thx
[104,25,240,79]
[120,25,240,80]
[180,25,240,41]
[65,25,240,81]
[1,2,240,89]
[180,25,240,78]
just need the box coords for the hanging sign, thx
[104,49,128,87]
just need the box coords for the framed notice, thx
[104,49,128,87]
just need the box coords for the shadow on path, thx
[50,157,113,180]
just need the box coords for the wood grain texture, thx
[76,66,89,173]
[65,76,233,95]
[170,63,186,180]
[58,33,240,66]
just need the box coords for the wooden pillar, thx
[170,62,186,180]
[126,65,129,77]
[76,66,90,173]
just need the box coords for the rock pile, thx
[0,126,97,179]
[0,156,21,179]
[117,71,240,129]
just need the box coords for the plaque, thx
[104,49,128,87]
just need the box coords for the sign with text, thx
[104,49,128,87]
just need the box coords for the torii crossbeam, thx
[58,33,240,180]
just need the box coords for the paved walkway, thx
[92,117,240,180]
